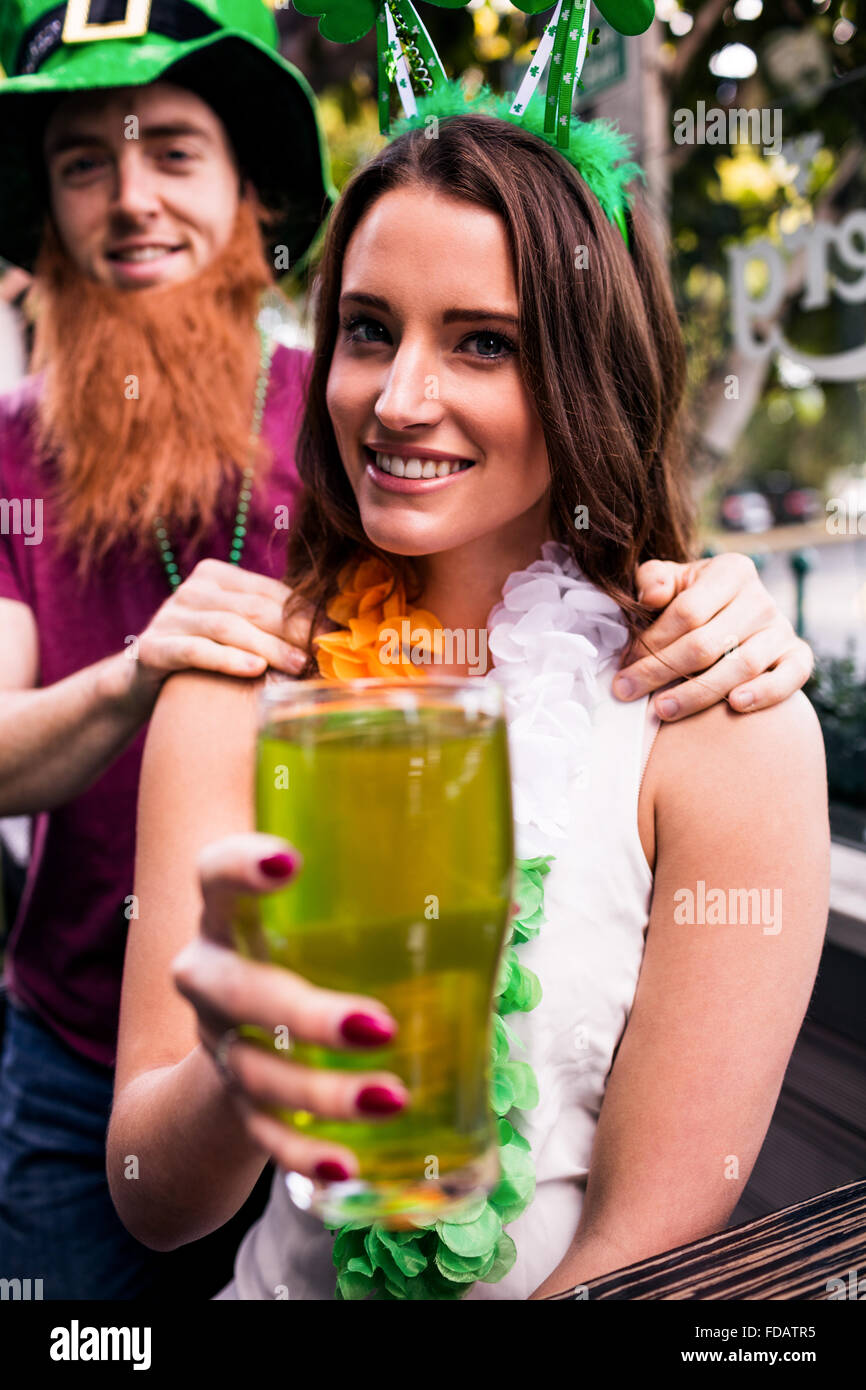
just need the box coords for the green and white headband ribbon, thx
[294,0,654,143]
[508,0,592,145]
[291,0,653,244]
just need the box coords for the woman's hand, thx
[171,832,410,1184]
[617,552,813,719]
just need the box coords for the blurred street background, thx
[0,0,864,1243]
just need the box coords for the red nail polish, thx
[314,1159,351,1182]
[356,1085,406,1116]
[339,1012,395,1046]
[259,852,298,879]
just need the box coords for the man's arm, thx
[0,597,155,815]
[0,561,304,817]
[531,691,829,1297]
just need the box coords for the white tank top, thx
[215,647,659,1301]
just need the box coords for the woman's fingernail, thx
[340,1012,395,1046]
[259,852,299,879]
[356,1085,407,1115]
[732,689,754,710]
[615,676,635,698]
[658,697,679,718]
[314,1159,351,1182]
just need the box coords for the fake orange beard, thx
[29,199,274,575]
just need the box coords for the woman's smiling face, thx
[326,185,551,558]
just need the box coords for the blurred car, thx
[778,485,822,523]
[718,488,774,533]
[760,470,822,525]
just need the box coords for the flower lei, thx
[315,544,628,1299]
[324,855,549,1299]
[314,555,443,681]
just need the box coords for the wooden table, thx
[544,1178,866,1300]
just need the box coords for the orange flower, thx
[314,555,446,681]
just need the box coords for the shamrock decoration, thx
[291,0,378,44]
[590,0,654,33]
[293,0,467,43]
[509,0,653,30]
[508,0,566,12]
[292,0,654,44]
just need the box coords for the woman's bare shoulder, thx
[147,668,262,753]
[154,666,264,713]
[639,691,826,870]
[651,690,823,800]
[140,670,264,830]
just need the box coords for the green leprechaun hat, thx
[0,0,337,270]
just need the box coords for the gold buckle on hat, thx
[62,0,153,44]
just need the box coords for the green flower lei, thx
[327,855,553,1300]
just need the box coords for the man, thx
[0,0,336,1301]
[0,0,812,1300]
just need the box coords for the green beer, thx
[242,679,514,1223]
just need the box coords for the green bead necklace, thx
[153,326,275,591]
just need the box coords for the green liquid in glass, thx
[244,699,513,1192]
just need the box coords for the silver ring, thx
[213,1026,240,1089]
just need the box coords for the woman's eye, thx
[341,315,389,345]
[461,331,517,360]
[161,147,194,164]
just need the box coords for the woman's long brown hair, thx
[284,114,695,663]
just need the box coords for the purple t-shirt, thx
[0,343,310,1067]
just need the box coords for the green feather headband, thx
[391,79,645,248]
[291,0,654,249]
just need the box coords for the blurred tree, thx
[655,0,866,512]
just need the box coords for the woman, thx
[108,111,829,1300]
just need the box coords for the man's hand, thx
[615,553,814,720]
[129,559,315,708]
[0,563,319,817]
